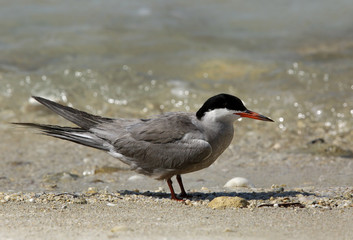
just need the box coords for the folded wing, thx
[93,113,212,174]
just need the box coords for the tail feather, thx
[32,96,113,130]
[13,123,109,151]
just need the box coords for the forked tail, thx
[13,122,109,151]
[32,96,113,130]
[12,96,114,151]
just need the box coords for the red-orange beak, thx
[235,110,274,122]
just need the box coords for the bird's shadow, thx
[117,189,316,201]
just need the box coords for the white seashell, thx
[127,175,144,181]
[224,177,252,188]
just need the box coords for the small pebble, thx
[73,197,87,204]
[107,203,117,207]
[154,187,165,193]
[86,187,98,195]
[272,143,281,150]
[110,225,130,232]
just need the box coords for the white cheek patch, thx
[202,108,238,123]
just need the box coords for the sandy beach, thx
[1,122,353,240]
[1,192,353,240]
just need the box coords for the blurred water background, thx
[1,0,352,192]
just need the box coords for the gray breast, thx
[177,119,235,174]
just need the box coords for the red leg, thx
[167,178,183,201]
[176,174,189,198]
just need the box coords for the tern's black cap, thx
[196,93,247,119]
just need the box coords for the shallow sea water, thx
[0,0,352,192]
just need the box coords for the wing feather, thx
[128,113,201,144]
[113,136,212,172]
